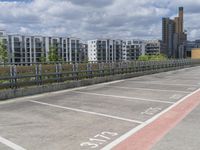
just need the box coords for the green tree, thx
[48,46,59,62]
[138,55,149,61]
[149,54,167,61]
[139,54,167,61]
[0,40,8,64]
[39,55,47,63]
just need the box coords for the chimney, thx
[179,7,184,33]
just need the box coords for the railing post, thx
[72,64,78,80]
[119,62,122,74]
[109,63,114,75]
[87,63,92,78]
[35,64,42,85]
[10,65,17,89]
[75,63,79,80]
[98,63,101,77]
[102,62,105,76]
[56,63,62,82]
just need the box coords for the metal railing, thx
[0,59,200,90]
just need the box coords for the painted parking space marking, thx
[141,107,162,116]
[106,86,190,94]
[126,81,199,87]
[0,80,125,106]
[72,91,175,104]
[1,67,200,150]
[102,88,200,150]
[167,77,200,81]
[80,131,118,149]
[29,100,143,124]
[170,94,183,100]
[0,136,26,150]
[187,87,197,91]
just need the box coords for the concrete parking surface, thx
[0,66,200,150]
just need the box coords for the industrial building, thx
[162,7,187,58]
[192,48,200,59]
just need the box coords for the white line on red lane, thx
[0,136,26,150]
[29,100,143,124]
[106,86,190,94]
[101,88,200,150]
[72,91,175,104]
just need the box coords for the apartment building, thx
[88,39,123,62]
[80,42,88,62]
[0,30,83,64]
[122,40,145,61]
[144,40,163,55]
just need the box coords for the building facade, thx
[144,40,163,55]
[185,40,200,57]
[122,40,162,61]
[122,40,145,61]
[192,48,200,59]
[0,30,84,64]
[88,39,123,62]
[162,7,187,58]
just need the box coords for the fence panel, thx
[0,59,200,90]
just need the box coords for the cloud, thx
[67,0,115,7]
[0,0,199,41]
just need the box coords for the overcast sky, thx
[0,0,200,41]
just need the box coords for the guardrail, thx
[0,59,200,90]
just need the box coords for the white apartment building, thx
[122,40,145,61]
[88,39,123,62]
[0,30,163,64]
[0,30,84,64]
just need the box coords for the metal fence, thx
[0,59,200,90]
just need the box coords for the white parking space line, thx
[187,87,197,91]
[170,94,183,100]
[0,80,125,106]
[29,100,143,124]
[72,91,174,104]
[166,77,200,81]
[89,80,125,87]
[106,86,190,94]
[126,81,199,87]
[0,136,26,150]
[101,88,200,150]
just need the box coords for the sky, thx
[0,0,200,41]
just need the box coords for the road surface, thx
[0,66,200,150]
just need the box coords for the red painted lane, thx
[113,90,200,150]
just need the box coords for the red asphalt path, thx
[113,89,200,150]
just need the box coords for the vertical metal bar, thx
[87,63,91,78]
[13,65,17,88]
[76,63,79,80]
[38,64,42,85]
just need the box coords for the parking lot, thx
[0,66,200,150]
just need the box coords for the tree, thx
[138,54,167,61]
[39,55,47,63]
[138,55,149,61]
[149,54,167,61]
[0,40,8,64]
[48,46,59,62]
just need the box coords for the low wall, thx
[0,65,195,100]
